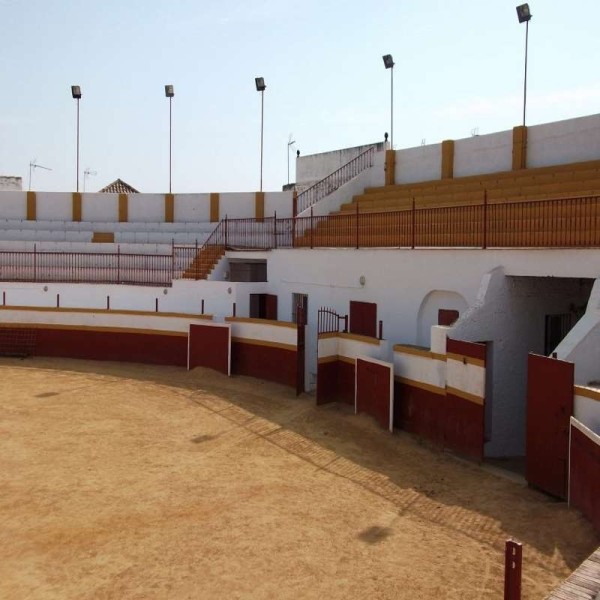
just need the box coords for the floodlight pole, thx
[76,97,80,192]
[169,95,173,193]
[390,65,394,150]
[260,89,265,192]
[523,19,529,127]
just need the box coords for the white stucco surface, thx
[36,193,72,221]
[226,318,297,348]
[395,143,441,184]
[453,130,513,177]
[393,349,446,392]
[0,192,26,219]
[82,193,119,222]
[574,391,600,435]
[129,194,164,222]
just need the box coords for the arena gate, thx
[355,356,394,431]
[188,322,231,375]
[526,353,574,499]
[316,307,349,405]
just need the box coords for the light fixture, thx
[164,84,174,98]
[382,54,394,69]
[516,3,531,23]
[71,85,82,99]
[255,77,266,92]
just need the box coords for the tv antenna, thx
[471,127,480,137]
[28,159,52,191]
[287,134,296,185]
[83,168,97,192]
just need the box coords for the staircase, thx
[181,245,225,280]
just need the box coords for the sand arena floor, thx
[0,357,598,599]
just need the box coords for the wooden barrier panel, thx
[569,418,600,534]
[188,323,231,375]
[355,357,394,431]
[526,353,574,499]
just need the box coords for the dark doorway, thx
[249,294,278,320]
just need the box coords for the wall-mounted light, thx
[359,275,366,287]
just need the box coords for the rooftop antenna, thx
[83,167,97,192]
[421,138,426,146]
[471,127,480,137]
[287,134,296,185]
[28,159,52,191]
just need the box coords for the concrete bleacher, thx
[0,219,216,247]
[338,159,600,214]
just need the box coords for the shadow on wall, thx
[417,290,468,346]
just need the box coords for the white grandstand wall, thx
[0,191,293,224]
[394,143,442,184]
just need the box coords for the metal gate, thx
[526,353,574,499]
[317,306,347,335]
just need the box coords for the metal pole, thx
[28,163,32,191]
[76,98,80,192]
[260,90,264,192]
[390,66,394,150]
[287,142,290,186]
[523,20,529,127]
[169,96,173,193]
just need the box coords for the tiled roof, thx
[98,179,140,194]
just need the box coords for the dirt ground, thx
[0,358,597,600]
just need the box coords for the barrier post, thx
[201,299,205,315]
[310,207,314,249]
[33,243,37,281]
[355,202,359,249]
[273,211,277,249]
[378,320,383,340]
[504,539,522,600]
[483,189,488,249]
[171,239,175,281]
[117,245,121,283]
[411,199,416,249]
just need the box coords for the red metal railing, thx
[295,146,376,215]
[197,195,600,251]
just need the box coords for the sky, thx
[0,0,598,193]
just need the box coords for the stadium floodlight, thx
[255,77,266,191]
[165,85,175,192]
[71,86,82,191]
[382,55,395,150]
[516,4,532,126]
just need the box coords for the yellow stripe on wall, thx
[385,150,396,186]
[446,385,484,405]
[441,140,454,179]
[255,191,265,220]
[512,125,528,170]
[118,193,128,222]
[165,193,174,223]
[72,192,82,221]
[26,191,36,221]
[210,193,220,222]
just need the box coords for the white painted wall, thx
[226,318,297,348]
[296,142,385,187]
[36,193,72,221]
[574,391,600,435]
[394,348,446,392]
[82,193,119,222]
[454,130,513,177]
[395,143,441,184]
[0,192,26,219]
[129,194,164,222]
[417,290,468,346]
[527,113,600,168]
[264,191,293,218]
[174,194,211,222]
[220,192,255,219]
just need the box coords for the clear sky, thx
[0,0,598,193]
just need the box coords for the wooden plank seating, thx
[546,546,600,599]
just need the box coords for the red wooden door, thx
[526,353,574,499]
[188,324,231,375]
[296,306,305,396]
[349,301,377,338]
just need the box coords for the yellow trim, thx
[394,375,445,396]
[512,125,528,171]
[165,193,174,223]
[255,191,265,220]
[118,193,128,222]
[318,331,339,340]
[225,316,296,329]
[384,149,396,186]
[338,332,381,345]
[317,354,355,366]
[0,322,187,336]
[210,193,220,222]
[0,305,212,320]
[446,352,485,367]
[574,385,600,403]
[394,344,446,361]
[91,232,115,243]
[72,192,82,222]
[26,191,36,221]
[441,140,454,180]
[446,385,484,405]
[231,337,296,352]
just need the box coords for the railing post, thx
[378,320,383,340]
[483,189,488,249]
[504,539,522,600]
[201,299,205,315]
[232,302,236,317]
[224,215,229,249]
[356,202,359,249]
[343,314,348,333]
[117,245,121,283]
[33,243,37,281]
[171,239,175,281]
[310,207,314,249]
[411,199,416,249]
[273,211,277,249]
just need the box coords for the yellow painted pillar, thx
[384,149,396,186]
[441,140,455,179]
[210,193,220,222]
[164,193,174,223]
[255,191,265,221]
[26,191,36,221]
[72,192,82,221]
[512,125,528,170]
[118,193,128,222]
